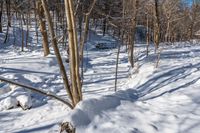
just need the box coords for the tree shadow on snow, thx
[135,62,200,100]
[14,123,57,133]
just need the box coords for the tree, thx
[36,1,50,56]
[79,0,97,80]
[41,0,75,107]
[64,0,82,104]
[129,0,139,68]
[0,1,3,33]
[153,0,161,51]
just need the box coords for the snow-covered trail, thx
[82,47,130,97]
[66,43,200,133]
[0,30,131,132]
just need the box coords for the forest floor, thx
[1,29,200,133]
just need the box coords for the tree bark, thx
[154,0,160,51]
[37,1,50,56]
[64,0,82,105]
[146,14,150,56]
[20,14,24,51]
[79,0,96,80]
[25,13,30,47]
[0,1,3,33]
[41,0,74,106]
[128,0,138,68]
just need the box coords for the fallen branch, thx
[0,76,73,109]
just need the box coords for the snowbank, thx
[0,86,32,110]
[65,89,138,128]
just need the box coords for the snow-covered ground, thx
[64,42,200,133]
[1,27,200,133]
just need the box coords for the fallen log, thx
[0,76,73,109]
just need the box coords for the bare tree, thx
[37,1,50,56]
[0,1,3,33]
[153,0,160,51]
[41,0,74,107]
[64,0,82,104]
[79,0,97,80]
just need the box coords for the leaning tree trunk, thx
[41,0,74,107]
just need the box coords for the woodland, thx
[0,0,200,133]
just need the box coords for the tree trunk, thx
[128,0,138,68]
[41,0,74,107]
[146,14,150,56]
[115,40,121,92]
[79,0,96,80]
[6,0,11,27]
[0,1,3,33]
[64,0,82,105]
[20,14,24,51]
[37,1,50,56]
[102,18,106,36]
[25,13,30,47]
[33,1,39,44]
[154,0,160,51]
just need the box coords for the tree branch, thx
[0,76,73,109]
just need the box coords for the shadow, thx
[178,103,200,133]
[0,27,33,50]
[69,88,138,127]
[180,121,200,133]
[14,123,57,133]
[0,112,23,128]
[0,67,57,75]
[83,87,112,94]
[84,75,127,85]
[144,76,200,100]
[84,69,129,78]
[134,62,200,99]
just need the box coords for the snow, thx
[1,26,200,133]
[15,91,32,110]
[63,42,200,133]
[0,96,18,110]
[0,82,11,95]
